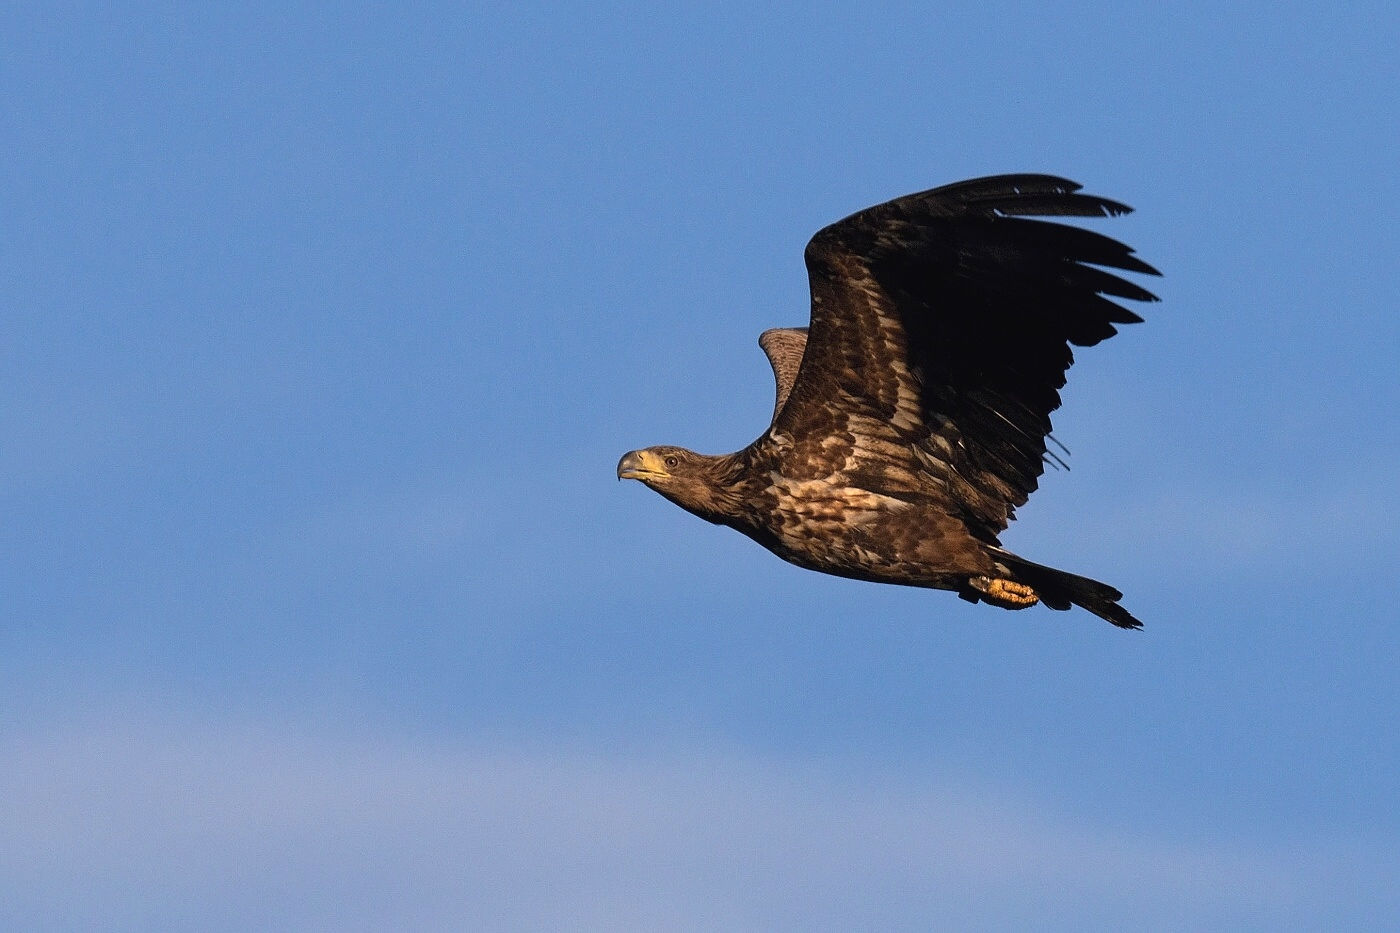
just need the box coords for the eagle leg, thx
[967,576,1040,610]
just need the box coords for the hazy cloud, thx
[1,708,1393,932]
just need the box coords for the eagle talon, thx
[969,576,1040,609]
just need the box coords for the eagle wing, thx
[758,327,809,425]
[772,174,1159,543]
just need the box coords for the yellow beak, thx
[617,449,669,480]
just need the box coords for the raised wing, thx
[758,327,808,425]
[774,174,1159,542]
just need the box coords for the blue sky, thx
[3,3,1399,930]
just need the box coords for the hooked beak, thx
[617,449,667,481]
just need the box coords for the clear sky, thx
[4,3,1399,931]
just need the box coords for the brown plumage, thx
[618,175,1159,628]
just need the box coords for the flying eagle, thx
[618,175,1158,628]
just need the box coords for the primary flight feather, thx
[617,175,1159,628]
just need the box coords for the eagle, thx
[618,175,1158,628]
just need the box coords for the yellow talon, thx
[969,576,1040,609]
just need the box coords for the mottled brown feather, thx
[757,327,808,424]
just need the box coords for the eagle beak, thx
[617,451,641,480]
[617,449,666,481]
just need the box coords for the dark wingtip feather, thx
[928,174,1135,219]
[1119,255,1163,277]
[1005,218,1162,278]
[991,194,1135,219]
[1070,264,1160,302]
[932,174,1084,201]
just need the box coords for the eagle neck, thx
[660,450,750,526]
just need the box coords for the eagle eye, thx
[664,455,680,469]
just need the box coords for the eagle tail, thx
[993,550,1143,629]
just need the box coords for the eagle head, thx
[616,446,742,524]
